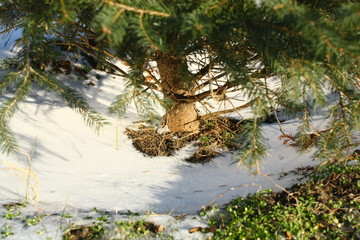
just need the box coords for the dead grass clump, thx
[126,117,243,163]
[126,126,199,157]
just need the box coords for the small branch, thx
[204,182,261,210]
[59,0,70,20]
[106,61,128,76]
[193,72,227,92]
[112,9,125,23]
[169,81,232,103]
[100,0,171,17]
[53,40,128,76]
[199,101,253,120]
[142,81,162,92]
[144,68,169,92]
[53,30,126,64]
[273,107,286,135]
[0,25,16,35]
[263,78,286,136]
[260,173,292,196]
[139,12,158,51]
[193,59,217,80]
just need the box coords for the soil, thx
[126,117,243,163]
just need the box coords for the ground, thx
[0,30,359,240]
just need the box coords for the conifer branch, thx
[252,118,261,175]
[30,68,107,133]
[109,89,134,116]
[193,60,217,80]
[112,9,125,23]
[134,94,161,123]
[199,101,253,120]
[0,68,32,154]
[0,69,31,121]
[52,39,129,75]
[0,72,21,92]
[138,12,159,51]
[170,82,231,103]
[235,117,267,172]
[0,25,16,35]
[193,73,227,92]
[110,83,161,122]
[0,122,18,154]
[100,0,171,17]
[59,0,70,20]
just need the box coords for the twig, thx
[199,101,253,120]
[204,183,261,210]
[101,0,171,17]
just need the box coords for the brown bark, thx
[156,51,200,132]
[166,102,200,132]
[156,52,186,95]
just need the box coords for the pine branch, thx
[199,101,253,120]
[0,25,16,35]
[234,118,267,172]
[0,69,32,154]
[31,68,107,133]
[138,12,159,51]
[0,122,18,154]
[193,72,227,92]
[109,89,134,116]
[100,0,171,17]
[54,31,129,65]
[53,40,129,76]
[59,0,70,20]
[193,59,217,80]
[314,121,351,162]
[134,93,162,123]
[110,81,163,123]
[0,71,21,93]
[168,81,231,103]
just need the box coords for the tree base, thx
[166,103,200,132]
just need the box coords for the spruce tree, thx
[0,0,359,169]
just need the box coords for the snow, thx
[0,31,325,239]
[0,30,22,60]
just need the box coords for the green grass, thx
[206,161,360,240]
[114,220,172,240]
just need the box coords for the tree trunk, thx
[166,102,199,132]
[156,52,200,132]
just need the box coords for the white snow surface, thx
[0,30,22,60]
[0,32,326,239]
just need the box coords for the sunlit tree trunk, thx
[156,52,200,132]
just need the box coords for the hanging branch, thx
[31,68,108,133]
[52,39,128,76]
[0,68,32,154]
[235,117,267,173]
